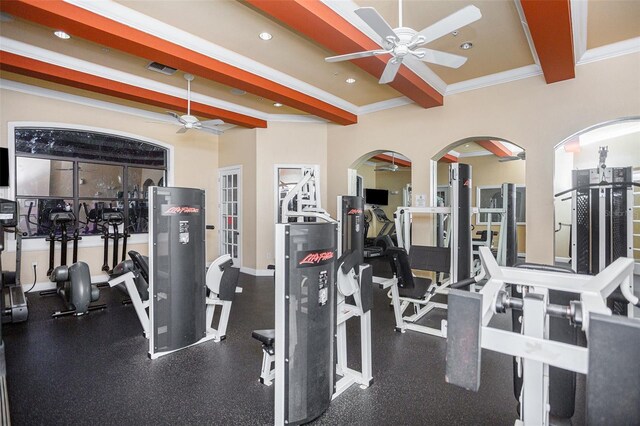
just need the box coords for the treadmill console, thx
[0,199,17,226]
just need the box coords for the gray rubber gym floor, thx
[3,262,586,425]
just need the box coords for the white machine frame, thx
[389,206,458,337]
[464,247,638,426]
[108,254,239,343]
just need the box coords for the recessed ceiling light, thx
[273,102,283,107]
[230,88,247,96]
[460,42,473,50]
[345,78,356,84]
[464,144,470,148]
[54,30,71,40]
[451,30,459,36]
[259,32,273,41]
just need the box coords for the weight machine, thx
[446,246,640,425]
[265,171,372,424]
[386,163,472,337]
[555,146,637,275]
[109,187,240,358]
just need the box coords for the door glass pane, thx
[79,163,124,199]
[16,157,73,197]
[233,174,237,187]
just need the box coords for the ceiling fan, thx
[325,1,482,84]
[375,153,402,172]
[165,73,225,135]
[499,151,526,162]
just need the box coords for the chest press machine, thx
[446,246,640,425]
[379,163,473,337]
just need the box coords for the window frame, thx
[8,122,174,247]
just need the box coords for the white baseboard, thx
[240,267,274,277]
[24,275,109,293]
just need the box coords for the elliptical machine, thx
[40,210,105,317]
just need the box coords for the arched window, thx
[14,127,167,238]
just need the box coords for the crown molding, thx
[445,64,542,96]
[514,0,541,66]
[357,97,413,115]
[66,0,359,115]
[570,0,588,63]
[577,37,640,65]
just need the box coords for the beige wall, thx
[255,122,328,269]
[0,89,219,286]
[327,52,640,264]
[218,122,328,271]
[218,127,258,269]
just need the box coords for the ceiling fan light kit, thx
[325,1,482,84]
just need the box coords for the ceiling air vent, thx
[146,62,177,76]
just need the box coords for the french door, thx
[219,166,241,267]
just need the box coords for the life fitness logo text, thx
[297,249,335,268]
[347,208,363,215]
[161,205,200,216]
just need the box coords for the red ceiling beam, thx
[372,154,411,168]
[476,140,513,158]
[245,0,443,109]
[520,0,575,84]
[439,154,458,163]
[0,52,267,128]
[0,0,357,125]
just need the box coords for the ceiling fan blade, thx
[167,111,187,125]
[199,119,224,126]
[176,127,188,134]
[414,5,482,46]
[354,7,398,42]
[412,48,467,68]
[199,126,223,136]
[379,58,402,84]
[325,49,387,62]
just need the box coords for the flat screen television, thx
[0,148,8,187]
[364,188,388,206]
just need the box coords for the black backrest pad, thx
[385,247,415,288]
[359,264,373,313]
[218,259,240,301]
[587,313,640,424]
[128,250,149,283]
[409,245,451,273]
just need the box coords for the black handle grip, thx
[451,277,477,290]
[206,225,215,230]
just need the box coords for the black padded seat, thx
[252,329,275,347]
[386,247,431,299]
